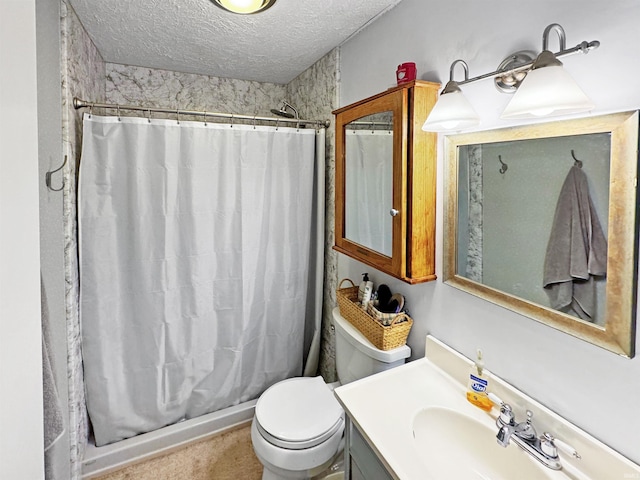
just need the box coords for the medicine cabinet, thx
[333,80,440,283]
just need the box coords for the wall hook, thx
[46,155,67,192]
[498,155,508,174]
[571,149,583,168]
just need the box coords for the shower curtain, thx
[78,114,323,446]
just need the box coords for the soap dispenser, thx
[466,349,492,411]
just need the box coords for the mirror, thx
[444,111,639,357]
[344,111,394,256]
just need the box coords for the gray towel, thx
[543,166,607,320]
[42,278,65,478]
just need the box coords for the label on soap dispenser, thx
[469,374,488,393]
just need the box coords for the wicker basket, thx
[366,303,400,326]
[336,279,413,350]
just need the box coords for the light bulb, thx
[216,0,273,14]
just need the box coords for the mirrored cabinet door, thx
[344,111,395,257]
[334,80,440,283]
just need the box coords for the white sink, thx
[412,406,557,480]
[334,334,640,480]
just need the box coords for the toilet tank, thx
[332,308,411,385]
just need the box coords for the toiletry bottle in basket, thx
[358,273,373,309]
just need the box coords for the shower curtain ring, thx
[230,114,234,128]
[253,115,257,129]
[89,104,93,118]
[117,105,121,121]
[176,109,180,125]
[203,110,207,126]
[147,109,151,123]
[275,118,279,131]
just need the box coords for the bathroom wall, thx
[0,1,44,478]
[61,1,106,476]
[337,0,640,464]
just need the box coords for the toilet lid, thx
[256,376,344,448]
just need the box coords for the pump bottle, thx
[466,349,493,411]
[358,273,373,309]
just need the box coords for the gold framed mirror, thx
[444,111,639,357]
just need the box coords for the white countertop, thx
[334,335,640,480]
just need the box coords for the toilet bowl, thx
[251,307,411,480]
[251,376,344,480]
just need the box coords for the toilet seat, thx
[255,376,344,450]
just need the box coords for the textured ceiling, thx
[67,0,404,84]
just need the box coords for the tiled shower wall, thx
[61,2,340,474]
[286,50,340,382]
[61,1,105,477]
[105,63,287,118]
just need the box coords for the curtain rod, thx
[73,98,331,128]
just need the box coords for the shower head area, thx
[271,101,298,119]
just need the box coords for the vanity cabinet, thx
[345,417,394,480]
[333,80,440,284]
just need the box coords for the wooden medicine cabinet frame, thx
[333,80,440,284]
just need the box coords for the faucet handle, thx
[541,432,581,460]
[487,393,515,424]
[498,403,515,425]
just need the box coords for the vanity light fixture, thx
[420,60,480,132]
[501,25,595,119]
[422,23,599,132]
[211,0,276,15]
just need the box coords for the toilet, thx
[251,307,411,479]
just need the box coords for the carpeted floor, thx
[92,424,263,480]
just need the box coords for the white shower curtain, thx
[79,114,322,446]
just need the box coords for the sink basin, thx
[412,406,558,480]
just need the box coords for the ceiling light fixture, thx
[422,23,599,132]
[211,0,276,15]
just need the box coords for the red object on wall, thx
[396,62,417,84]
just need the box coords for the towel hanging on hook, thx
[571,150,583,168]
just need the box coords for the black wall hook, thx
[571,150,583,168]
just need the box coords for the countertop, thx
[334,335,640,480]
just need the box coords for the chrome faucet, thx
[490,395,581,470]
